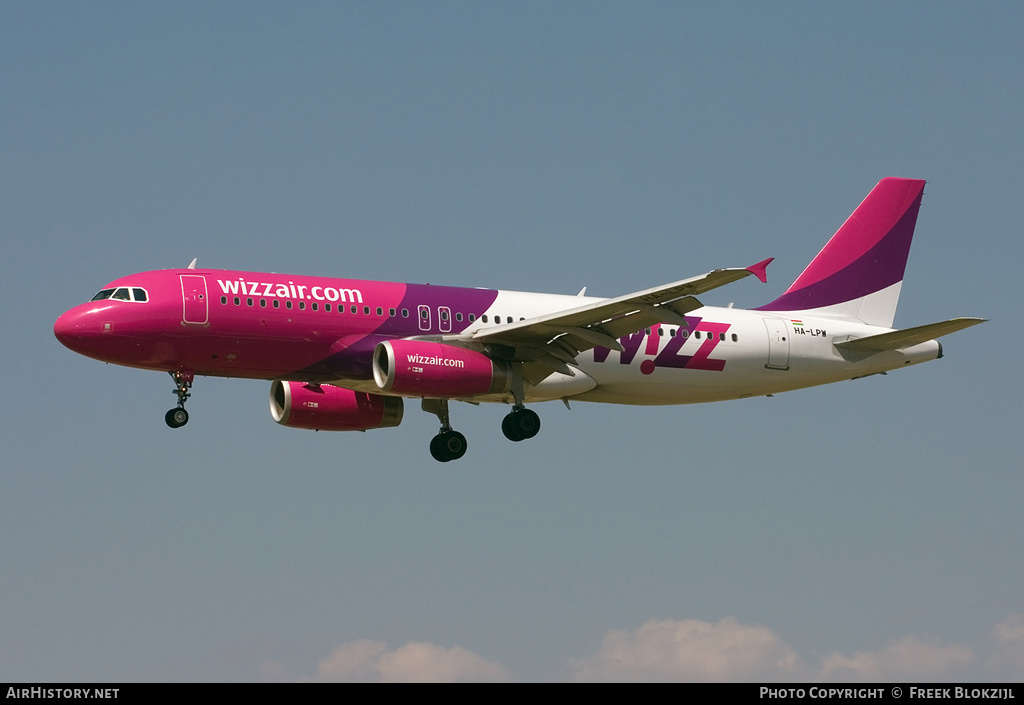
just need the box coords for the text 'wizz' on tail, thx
[757,177,926,328]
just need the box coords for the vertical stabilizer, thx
[757,177,926,327]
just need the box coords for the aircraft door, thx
[763,317,790,370]
[438,306,452,333]
[180,275,209,325]
[418,305,431,332]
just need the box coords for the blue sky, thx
[2,1,1021,681]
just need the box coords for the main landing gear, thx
[501,406,540,442]
[165,370,194,429]
[422,398,467,462]
[422,398,542,462]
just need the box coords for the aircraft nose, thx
[55,301,157,366]
[54,306,103,351]
[54,308,84,349]
[54,309,78,346]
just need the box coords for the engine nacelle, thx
[372,340,511,397]
[269,381,403,431]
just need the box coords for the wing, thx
[450,259,773,382]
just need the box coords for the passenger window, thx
[402,308,409,318]
[311,302,318,311]
[260,299,267,308]
[482,315,488,323]
[273,300,280,309]
[234,297,241,306]
[719,332,725,341]
[325,303,331,312]
[363,306,370,315]
[286,301,293,310]
[221,296,227,305]
[732,333,738,342]
[299,301,305,310]
[247,298,253,306]
[376,307,383,316]
[351,305,357,314]
[468,314,476,322]
[455,312,463,322]
[389,308,396,317]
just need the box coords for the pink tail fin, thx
[757,177,926,327]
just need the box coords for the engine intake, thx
[269,381,403,431]
[373,340,511,397]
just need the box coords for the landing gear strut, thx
[165,370,194,429]
[501,368,541,442]
[422,398,467,462]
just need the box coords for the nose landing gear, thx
[165,370,194,428]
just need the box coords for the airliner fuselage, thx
[54,178,983,461]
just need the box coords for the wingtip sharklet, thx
[746,257,773,284]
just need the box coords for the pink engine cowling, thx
[372,340,511,397]
[269,381,404,431]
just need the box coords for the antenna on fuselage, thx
[187,258,197,269]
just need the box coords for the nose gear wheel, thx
[165,370,194,429]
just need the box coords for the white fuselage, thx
[409,289,941,406]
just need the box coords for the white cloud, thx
[817,635,976,682]
[567,616,1015,682]
[269,613,1024,682]
[986,613,1024,680]
[292,639,510,683]
[568,617,806,682]
[375,642,510,683]
[314,639,389,682]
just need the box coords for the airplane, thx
[54,177,984,462]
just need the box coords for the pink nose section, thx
[54,307,105,352]
[53,309,79,346]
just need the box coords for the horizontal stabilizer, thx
[834,317,986,352]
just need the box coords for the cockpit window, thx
[90,286,149,302]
